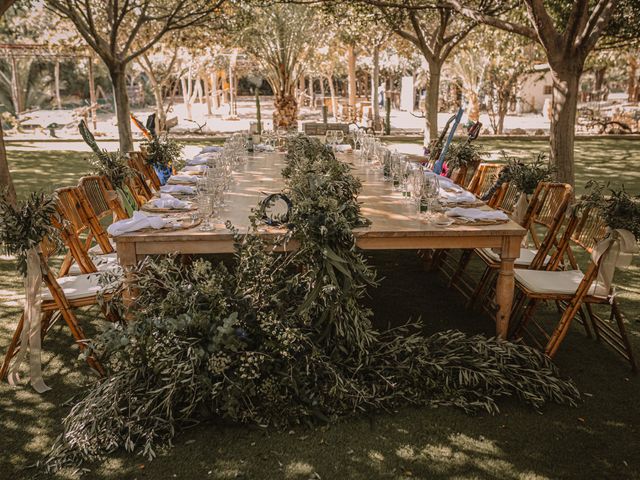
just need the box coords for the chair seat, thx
[88,239,117,255]
[514,269,609,298]
[481,247,551,267]
[42,273,107,302]
[68,253,120,275]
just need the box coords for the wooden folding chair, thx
[466,163,504,200]
[0,223,120,382]
[55,186,115,264]
[430,164,507,276]
[449,158,482,188]
[126,170,154,207]
[511,206,637,372]
[129,150,161,191]
[79,175,128,221]
[449,182,573,310]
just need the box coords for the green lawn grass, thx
[1,138,639,479]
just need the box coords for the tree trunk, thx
[347,43,357,117]
[228,65,237,117]
[424,60,442,145]
[203,73,212,115]
[273,91,298,128]
[110,67,133,154]
[549,66,581,186]
[467,91,480,122]
[151,82,166,132]
[0,124,16,205]
[181,76,192,121]
[211,72,219,109]
[54,60,62,109]
[627,56,637,102]
[9,56,22,115]
[88,56,98,129]
[327,74,338,121]
[372,44,380,130]
[497,95,508,135]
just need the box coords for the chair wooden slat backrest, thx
[466,163,504,200]
[493,181,520,212]
[126,171,154,206]
[55,186,114,255]
[79,175,128,221]
[129,151,161,191]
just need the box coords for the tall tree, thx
[366,3,480,144]
[445,0,639,184]
[0,0,17,205]
[237,4,320,128]
[47,0,226,153]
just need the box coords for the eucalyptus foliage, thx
[443,141,487,172]
[482,152,554,202]
[580,181,640,240]
[0,191,60,276]
[142,134,183,170]
[44,136,581,472]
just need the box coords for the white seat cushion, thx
[515,269,609,297]
[68,253,120,275]
[482,247,550,267]
[88,239,117,255]
[42,273,106,302]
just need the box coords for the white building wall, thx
[518,70,553,113]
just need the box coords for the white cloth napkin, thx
[446,207,509,222]
[160,184,196,195]
[185,156,209,166]
[255,144,275,152]
[150,194,189,210]
[168,174,197,184]
[439,188,478,204]
[181,165,208,174]
[200,145,222,154]
[334,144,352,152]
[107,211,170,236]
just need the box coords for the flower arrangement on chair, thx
[131,113,183,183]
[79,120,137,216]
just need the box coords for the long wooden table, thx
[115,152,526,338]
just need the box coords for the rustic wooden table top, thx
[113,152,526,247]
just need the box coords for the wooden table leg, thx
[495,236,521,339]
[116,241,138,314]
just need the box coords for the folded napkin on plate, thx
[182,164,208,173]
[168,174,197,184]
[160,184,196,195]
[255,144,275,152]
[334,144,352,152]
[185,156,209,166]
[200,145,222,154]
[107,211,171,236]
[446,207,509,222]
[439,188,478,204]
[149,194,189,210]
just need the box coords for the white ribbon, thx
[591,228,638,296]
[511,192,529,226]
[8,248,51,393]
